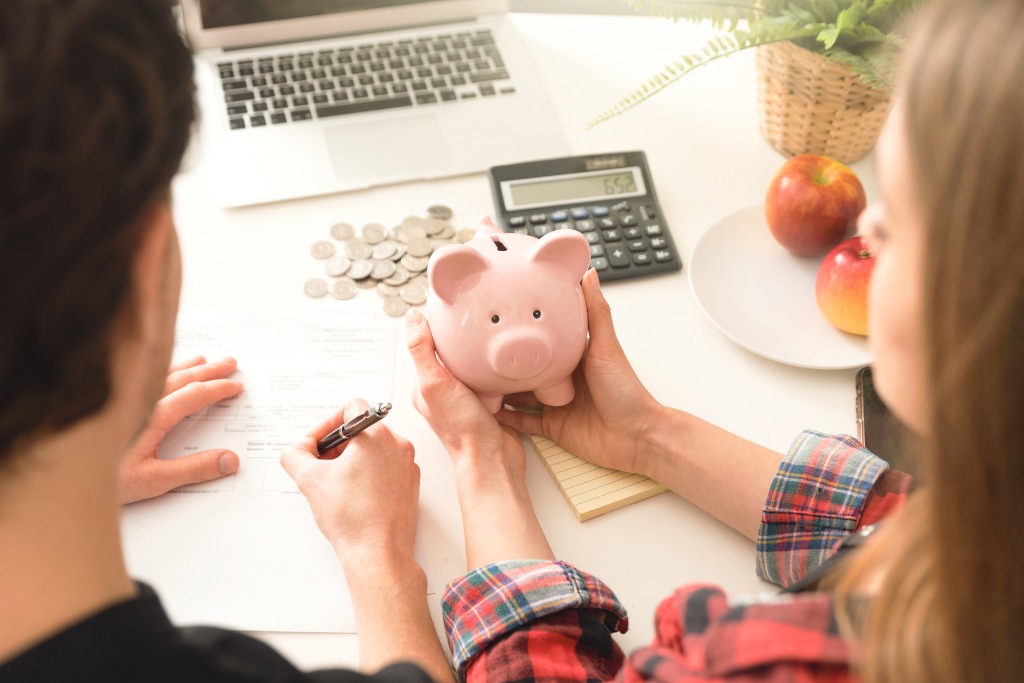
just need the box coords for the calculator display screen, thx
[504,168,645,209]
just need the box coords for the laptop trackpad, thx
[324,116,451,181]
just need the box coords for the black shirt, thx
[0,583,435,683]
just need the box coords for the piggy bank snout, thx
[487,333,553,381]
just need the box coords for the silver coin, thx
[435,223,455,239]
[406,236,433,257]
[389,243,407,261]
[427,204,453,220]
[329,278,358,300]
[400,281,428,306]
[330,222,355,241]
[422,218,447,236]
[409,273,429,289]
[400,254,430,273]
[401,215,425,229]
[311,241,336,259]
[345,239,373,260]
[383,295,411,317]
[377,282,401,298]
[304,278,329,298]
[371,240,397,260]
[325,255,351,277]
[392,224,426,243]
[370,259,397,280]
[356,275,378,289]
[457,227,478,243]
[348,258,374,280]
[383,264,411,286]
[362,223,387,244]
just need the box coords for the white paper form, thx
[120,313,412,633]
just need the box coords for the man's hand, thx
[119,356,243,504]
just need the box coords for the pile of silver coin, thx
[304,204,477,317]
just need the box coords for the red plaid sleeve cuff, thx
[441,560,628,678]
[756,430,888,588]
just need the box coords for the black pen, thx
[316,402,392,457]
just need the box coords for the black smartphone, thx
[855,366,918,478]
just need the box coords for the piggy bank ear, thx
[428,246,490,305]
[528,230,591,283]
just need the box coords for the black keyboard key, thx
[480,84,496,96]
[431,78,447,89]
[416,93,438,104]
[316,96,414,119]
[392,83,409,93]
[227,104,248,115]
[225,90,255,103]
[252,101,268,112]
[372,86,389,97]
[313,94,329,104]
[270,112,287,124]
[251,114,266,127]
[292,96,309,107]
[471,70,509,83]
[411,81,427,91]
[500,86,516,95]
[280,85,295,96]
[352,88,368,99]
[221,79,248,91]
[299,83,315,93]
[272,74,287,84]
[259,88,274,98]
[440,89,457,102]
[359,75,375,86]
[272,99,288,110]
[229,117,246,129]
[290,109,312,121]
[332,91,350,102]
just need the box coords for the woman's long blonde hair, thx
[834,0,1024,680]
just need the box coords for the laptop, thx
[179,0,570,208]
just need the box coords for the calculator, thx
[487,151,682,282]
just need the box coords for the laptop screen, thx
[200,1,440,29]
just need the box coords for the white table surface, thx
[168,11,877,671]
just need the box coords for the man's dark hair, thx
[0,0,196,459]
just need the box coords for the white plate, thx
[688,205,871,370]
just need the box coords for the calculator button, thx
[590,244,605,257]
[575,219,595,232]
[570,207,589,220]
[597,218,616,230]
[632,252,653,266]
[508,215,526,228]
[590,206,610,217]
[649,236,668,249]
[602,229,621,242]
[611,200,631,212]
[550,210,568,223]
[555,221,575,230]
[529,213,547,225]
[590,257,609,271]
[532,224,552,237]
[619,214,638,227]
[640,204,658,220]
[654,249,674,262]
[644,223,663,236]
[585,231,601,245]
[623,226,643,240]
[606,245,630,268]
[511,227,529,235]
[627,239,646,252]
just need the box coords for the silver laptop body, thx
[180,0,569,207]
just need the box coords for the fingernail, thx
[405,309,424,327]
[218,452,239,475]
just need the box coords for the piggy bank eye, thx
[532,309,542,319]
[490,314,500,324]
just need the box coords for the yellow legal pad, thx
[529,434,666,522]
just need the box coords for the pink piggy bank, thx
[426,218,591,413]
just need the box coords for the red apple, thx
[815,236,874,336]
[765,154,867,257]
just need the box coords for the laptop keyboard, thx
[218,29,514,130]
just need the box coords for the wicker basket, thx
[756,40,891,163]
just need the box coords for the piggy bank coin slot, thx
[490,236,508,252]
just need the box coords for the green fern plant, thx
[589,0,921,128]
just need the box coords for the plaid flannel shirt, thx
[441,430,913,682]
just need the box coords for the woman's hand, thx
[119,356,243,504]
[495,269,664,478]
